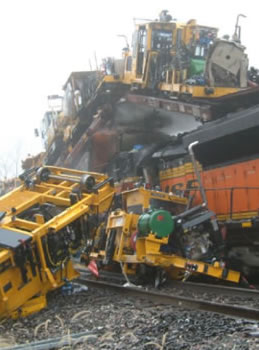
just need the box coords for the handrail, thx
[171,186,259,219]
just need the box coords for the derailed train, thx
[1,11,259,319]
[18,11,259,280]
[159,105,259,274]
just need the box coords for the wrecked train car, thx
[24,11,259,275]
[159,105,259,274]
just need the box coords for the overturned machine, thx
[0,166,240,319]
[35,11,254,174]
[0,167,115,318]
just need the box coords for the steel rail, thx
[0,331,97,350]
[171,280,259,297]
[77,275,259,321]
[76,266,259,299]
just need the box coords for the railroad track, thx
[76,265,259,298]
[76,268,259,321]
[0,331,96,350]
[167,279,259,298]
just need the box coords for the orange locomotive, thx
[158,104,259,274]
[160,156,259,221]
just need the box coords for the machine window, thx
[126,56,132,71]
[151,30,173,51]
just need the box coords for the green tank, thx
[189,58,205,76]
[138,209,175,238]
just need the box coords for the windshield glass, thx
[151,29,173,51]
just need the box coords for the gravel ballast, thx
[1,285,259,349]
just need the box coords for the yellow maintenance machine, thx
[0,166,115,318]
[0,167,241,319]
[90,187,241,285]
[104,10,248,98]
[33,12,251,170]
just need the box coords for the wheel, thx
[36,167,50,182]
[80,174,96,191]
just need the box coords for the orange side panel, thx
[160,158,259,218]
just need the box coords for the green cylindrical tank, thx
[138,210,175,238]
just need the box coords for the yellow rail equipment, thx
[0,166,115,319]
[90,187,240,285]
[103,11,248,99]
[0,169,241,319]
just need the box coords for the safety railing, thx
[171,186,259,220]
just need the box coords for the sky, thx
[0,0,258,177]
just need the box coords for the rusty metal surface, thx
[126,93,212,121]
